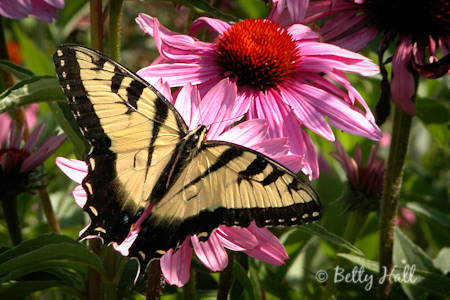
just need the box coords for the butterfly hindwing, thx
[128,140,321,268]
[54,45,188,245]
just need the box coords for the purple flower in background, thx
[135,13,381,179]
[0,119,66,193]
[305,0,450,121]
[0,0,64,22]
[331,141,385,212]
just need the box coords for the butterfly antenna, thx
[204,113,246,129]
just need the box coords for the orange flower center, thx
[216,19,300,91]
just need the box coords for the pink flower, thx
[330,140,385,212]
[0,105,38,144]
[56,81,301,287]
[0,0,64,22]
[395,207,416,227]
[305,0,450,121]
[135,13,381,179]
[0,120,66,194]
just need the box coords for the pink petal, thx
[191,233,228,272]
[72,185,87,208]
[189,17,231,37]
[217,119,268,147]
[31,0,59,22]
[137,61,222,87]
[113,229,138,256]
[391,37,416,116]
[0,0,30,19]
[160,238,193,287]
[55,157,88,184]
[286,0,309,23]
[195,78,236,139]
[244,223,289,265]
[174,83,200,128]
[216,226,258,251]
[23,123,45,152]
[287,24,319,41]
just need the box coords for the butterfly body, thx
[53,44,322,272]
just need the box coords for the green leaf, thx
[13,23,55,76]
[393,227,437,273]
[0,60,34,80]
[0,75,65,114]
[232,261,260,300]
[47,101,88,159]
[298,223,364,256]
[337,254,379,273]
[0,280,85,300]
[405,202,450,228]
[0,234,105,281]
[416,98,449,124]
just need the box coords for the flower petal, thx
[216,226,258,251]
[72,185,87,208]
[391,37,416,116]
[160,237,193,287]
[192,233,228,272]
[55,157,88,184]
[189,17,231,37]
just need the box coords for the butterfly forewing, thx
[54,45,188,245]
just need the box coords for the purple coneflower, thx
[0,0,64,22]
[56,80,303,287]
[331,141,385,212]
[305,0,450,121]
[135,13,381,178]
[0,120,66,194]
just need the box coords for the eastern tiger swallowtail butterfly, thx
[53,44,322,274]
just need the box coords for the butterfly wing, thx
[53,44,189,246]
[128,141,322,268]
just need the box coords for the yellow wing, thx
[128,141,322,266]
[54,44,188,245]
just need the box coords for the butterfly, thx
[53,44,322,274]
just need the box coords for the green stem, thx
[217,250,235,300]
[183,268,196,300]
[104,246,117,300]
[108,0,123,61]
[38,180,61,234]
[320,210,369,300]
[146,259,164,300]
[88,239,102,300]
[1,193,23,246]
[90,0,104,52]
[377,106,413,300]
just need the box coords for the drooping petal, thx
[390,37,416,116]
[0,0,31,19]
[22,123,45,152]
[191,233,228,272]
[160,238,193,287]
[189,17,231,37]
[174,83,200,128]
[244,223,289,266]
[72,185,87,208]
[216,226,258,251]
[55,157,88,184]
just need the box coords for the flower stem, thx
[1,193,23,246]
[320,210,369,300]
[0,16,14,89]
[88,239,102,300]
[37,180,61,233]
[90,0,104,52]
[183,268,196,300]
[146,259,164,300]
[217,250,235,300]
[377,106,412,300]
[108,0,123,61]
[104,246,117,300]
